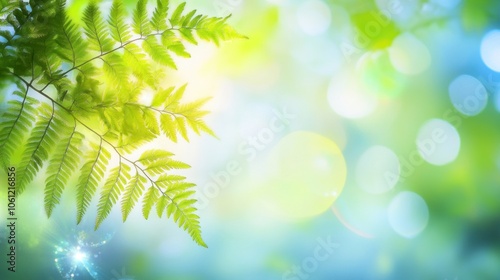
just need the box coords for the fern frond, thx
[101,54,128,85]
[95,160,131,229]
[145,158,190,177]
[44,126,84,216]
[132,0,152,36]
[108,0,131,44]
[142,186,159,219]
[76,140,111,223]
[151,0,169,31]
[123,44,156,87]
[0,92,37,167]
[82,2,114,53]
[17,103,62,193]
[151,85,175,107]
[155,195,168,218]
[55,7,88,66]
[143,36,176,69]
[169,2,186,27]
[121,169,147,221]
[161,31,190,58]
[166,190,206,247]
[194,15,247,46]
[164,181,196,195]
[137,149,174,164]
[143,108,160,134]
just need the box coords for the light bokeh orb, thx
[297,0,331,36]
[389,33,431,75]
[327,71,378,119]
[388,191,429,238]
[265,131,347,219]
[448,75,488,116]
[416,119,461,166]
[481,30,500,72]
[356,145,400,194]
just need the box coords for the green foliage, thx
[0,0,245,247]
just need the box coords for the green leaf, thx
[82,2,114,53]
[142,186,158,219]
[44,128,83,216]
[143,36,177,69]
[133,0,152,36]
[76,141,111,224]
[108,0,131,44]
[121,171,147,221]
[151,0,169,31]
[95,162,131,229]
[169,2,186,26]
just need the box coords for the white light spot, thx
[448,75,488,116]
[297,0,331,36]
[389,33,431,75]
[73,251,86,262]
[388,191,429,238]
[327,71,378,119]
[416,119,460,166]
[356,146,400,194]
[481,30,500,72]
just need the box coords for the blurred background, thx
[1,0,500,279]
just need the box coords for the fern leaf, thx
[143,158,190,176]
[121,170,147,221]
[108,0,131,44]
[181,9,197,27]
[44,127,83,216]
[151,0,169,31]
[165,181,196,195]
[179,28,197,45]
[176,116,189,141]
[151,86,175,107]
[142,186,159,219]
[195,15,247,46]
[163,84,186,108]
[0,94,37,167]
[55,9,88,66]
[169,2,185,27]
[161,31,191,58]
[101,54,128,85]
[138,149,174,164]
[123,44,156,87]
[187,118,217,138]
[83,3,114,53]
[95,161,131,229]
[166,191,206,247]
[143,36,176,69]
[159,114,178,142]
[76,140,111,223]
[142,108,160,135]
[17,103,60,193]
[133,0,152,36]
[155,195,168,218]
